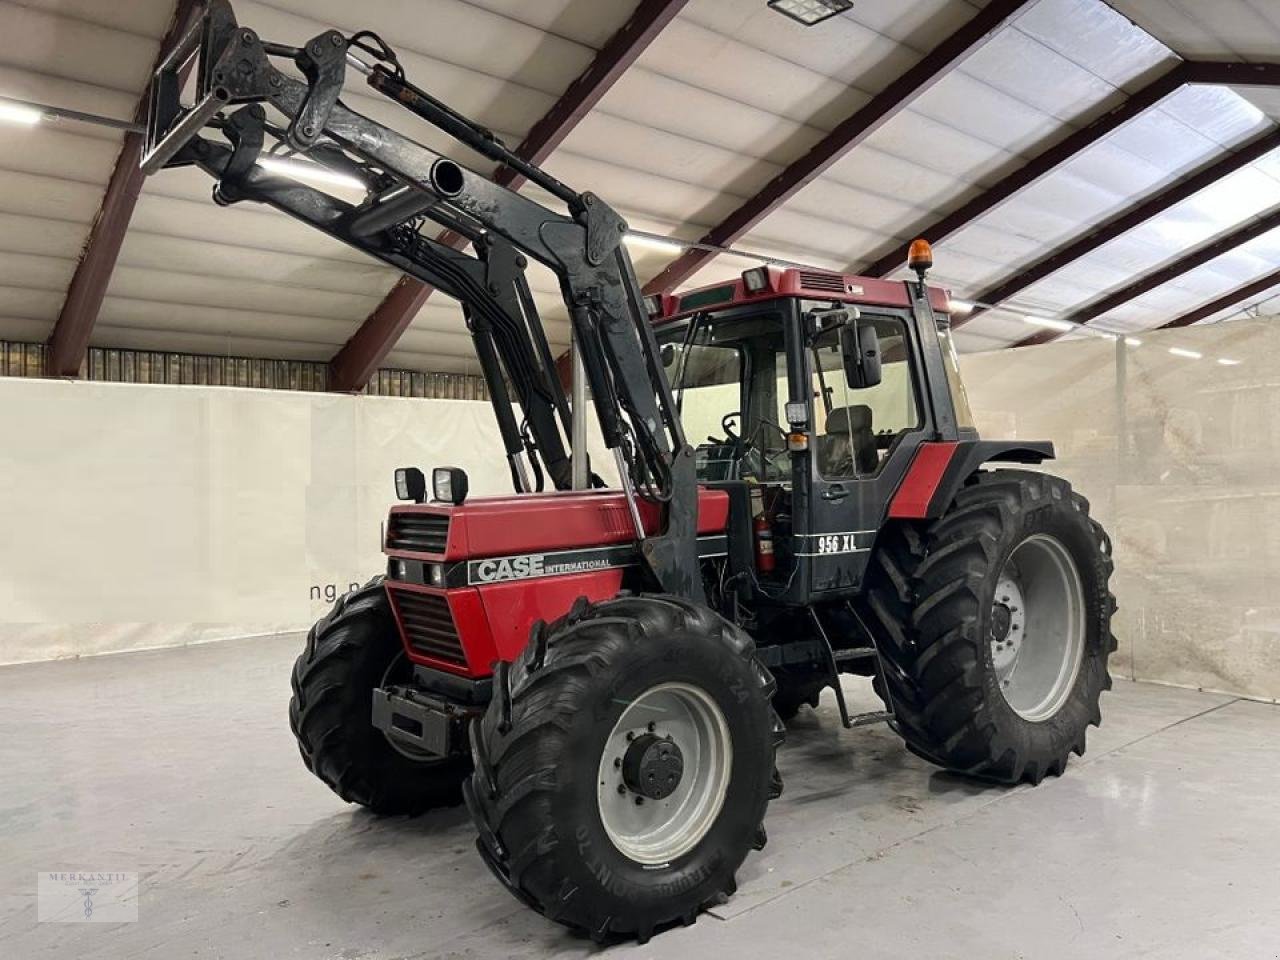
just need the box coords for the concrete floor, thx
[2,636,1277,960]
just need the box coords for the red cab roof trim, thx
[655,267,950,322]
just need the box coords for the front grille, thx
[798,270,847,293]
[391,589,466,666]
[387,512,449,553]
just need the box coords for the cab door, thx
[797,309,933,594]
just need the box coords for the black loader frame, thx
[144,0,704,600]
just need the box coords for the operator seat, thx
[820,405,879,477]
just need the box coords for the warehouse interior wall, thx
[4,318,1278,703]
[960,316,1280,703]
[0,379,612,666]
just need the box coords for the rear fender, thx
[888,440,1055,520]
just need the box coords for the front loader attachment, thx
[139,0,703,600]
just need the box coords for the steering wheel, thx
[753,417,788,446]
[720,411,741,443]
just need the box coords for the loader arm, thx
[141,0,704,600]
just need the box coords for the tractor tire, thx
[465,594,784,944]
[867,470,1116,785]
[289,577,470,815]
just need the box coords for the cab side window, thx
[811,316,920,479]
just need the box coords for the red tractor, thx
[143,2,1116,944]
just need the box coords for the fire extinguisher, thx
[754,512,776,573]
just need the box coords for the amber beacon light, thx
[907,238,933,279]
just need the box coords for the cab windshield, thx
[658,312,789,483]
[658,304,926,483]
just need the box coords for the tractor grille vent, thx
[391,589,466,666]
[798,270,847,293]
[387,512,449,554]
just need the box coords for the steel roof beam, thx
[1159,267,1280,328]
[1183,61,1280,86]
[956,126,1280,328]
[639,0,1035,296]
[328,0,689,393]
[45,0,200,378]
[1015,205,1280,346]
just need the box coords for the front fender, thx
[888,440,1055,520]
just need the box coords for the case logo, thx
[467,550,619,584]
[472,555,546,582]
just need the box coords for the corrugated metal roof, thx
[0,0,1277,374]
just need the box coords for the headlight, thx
[432,467,469,505]
[394,467,426,503]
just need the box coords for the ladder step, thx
[848,710,893,728]
[833,647,877,661]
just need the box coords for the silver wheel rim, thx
[990,534,1086,722]
[596,682,732,865]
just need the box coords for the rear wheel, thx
[465,594,783,943]
[867,470,1116,784]
[289,577,470,814]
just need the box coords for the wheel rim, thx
[596,682,732,865]
[990,534,1086,722]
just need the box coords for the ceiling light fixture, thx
[623,232,687,254]
[767,0,853,27]
[256,156,366,191]
[0,100,43,126]
[1124,337,1143,347]
[948,299,975,315]
[1022,316,1075,332]
[1217,357,1242,366]
[1168,347,1203,360]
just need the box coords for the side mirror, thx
[841,320,882,389]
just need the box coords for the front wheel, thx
[465,595,784,943]
[868,470,1117,784]
[289,578,471,814]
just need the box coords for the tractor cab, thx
[653,264,977,599]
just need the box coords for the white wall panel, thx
[960,316,1280,700]
[0,378,612,664]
